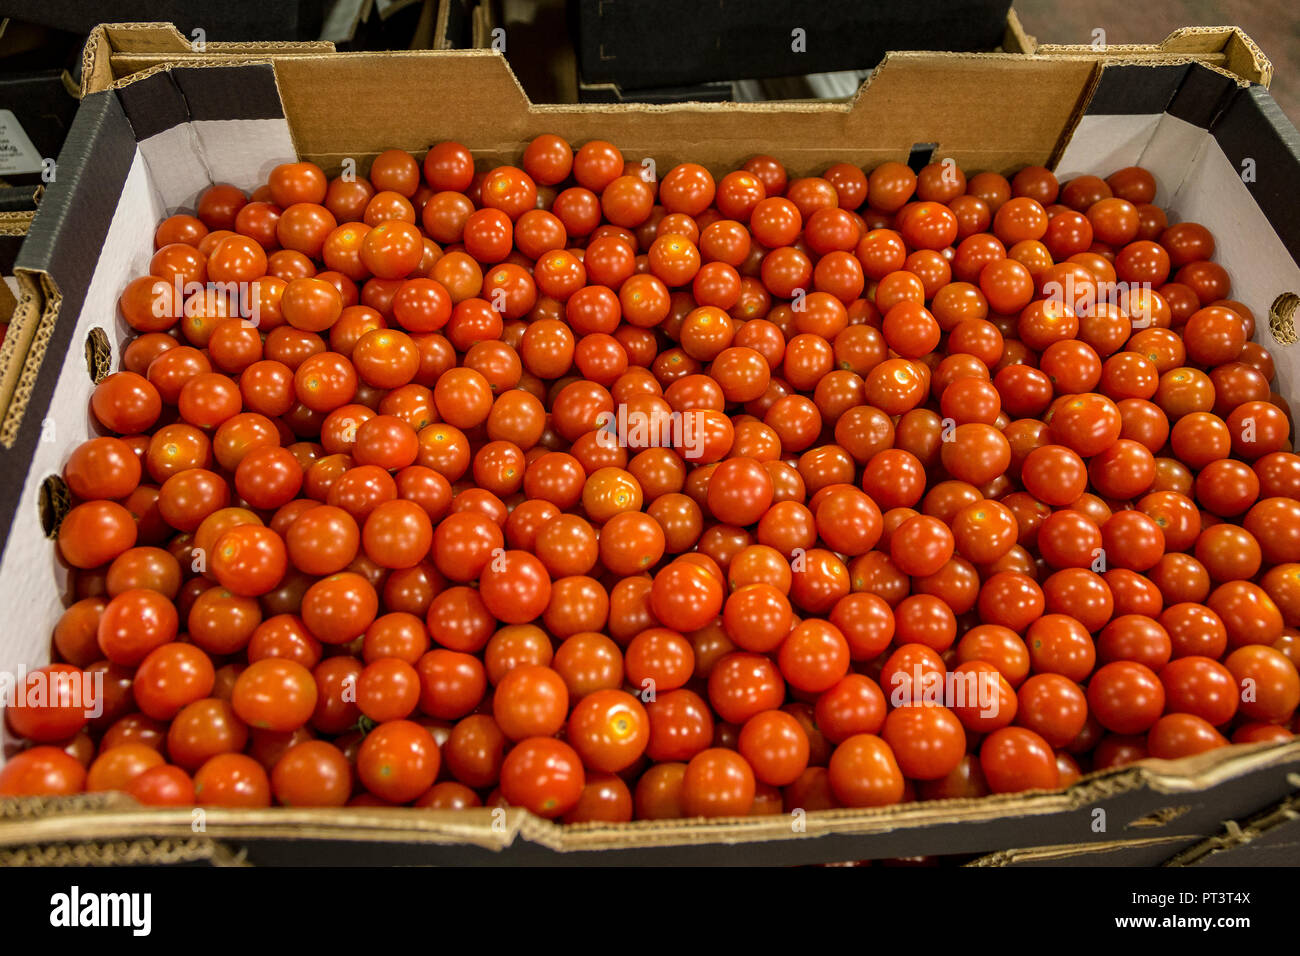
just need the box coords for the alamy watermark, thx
[153,277,264,328]
[0,667,104,719]
[1041,273,1155,327]
[50,886,151,936]
[595,405,708,460]
[888,664,1001,717]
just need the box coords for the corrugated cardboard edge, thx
[1001,8,1036,55]
[433,0,455,50]
[2,741,1297,856]
[0,834,247,867]
[81,22,336,98]
[1164,777,1300,865]
[0,213,34,234]
[1034,26,1271,87]
[470,1,493,51]
[0,271,57,448]
[0,204,35,422]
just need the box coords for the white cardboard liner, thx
[2,112,1298,760]
[138,119,297,212]
[0,118,295,757]
[1058,113,1300,401]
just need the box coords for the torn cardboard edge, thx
[0,273,53,448]
[1165,784,1300,865]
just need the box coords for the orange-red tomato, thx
[33,143,1298,830]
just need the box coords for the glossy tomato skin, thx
[494,664,569,740]
[1088,661,1166,734]
[0,747,87,796]
[193,753,271,808]
[827,734,905,807]
[567,689,649,773]
[651,559,724,631]
[1224,645,1300,723]
[42,144,1300,823]
[126,765,195,806]
[272,740,352,807]
[979,727,1059,793]
[881,705,966,780]
[1147,713,1228,759]
[357,719,440,803]
[6,665,93,742]
[681,748,756,817]
[499,737,585,817]
[738,710,810,786]
[645,688,715,762]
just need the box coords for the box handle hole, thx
[1268,293,1297,347]
[907,143,938,172]
[85,327,111,383]
[39,475,71,539]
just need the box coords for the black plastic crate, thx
[575,0,1013,90]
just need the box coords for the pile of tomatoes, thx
[2,132,1299,827]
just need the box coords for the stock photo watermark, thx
[0,667,104,720]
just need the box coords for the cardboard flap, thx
[1035,25,1271,86]
[82,22,337,97]
[76,20,1273,177]
[268,48,1098,175]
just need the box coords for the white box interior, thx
[1,118,295,757]
[1058,113,1300,400]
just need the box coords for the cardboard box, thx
[0,184,40,394]
[1165,787,1300,866]
[1,22,1298,865]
